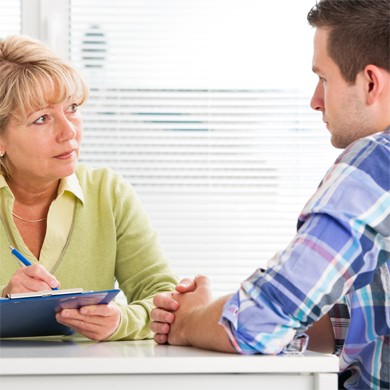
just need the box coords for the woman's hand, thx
[55,302,121,341]
[2,264,60,297]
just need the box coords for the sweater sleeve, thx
[106,176,178,340]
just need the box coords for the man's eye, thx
[33,115,49,124]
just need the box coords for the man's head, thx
[307,0,390,148]
[307,0,390,84]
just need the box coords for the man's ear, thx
[363,64,385,105]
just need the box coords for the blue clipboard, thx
[0,288,120,338]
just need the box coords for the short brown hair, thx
[0,35,89,176]
[307,0,390,83]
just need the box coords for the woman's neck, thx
[6,176,60,207]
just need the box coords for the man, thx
[150,1,390,389]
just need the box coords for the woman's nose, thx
[56,115,77,142]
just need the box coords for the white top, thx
[0,337,339,376]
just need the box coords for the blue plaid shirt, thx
[221,128,390,390]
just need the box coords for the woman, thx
[0,35,177,341]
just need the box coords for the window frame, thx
[21,0,70,59]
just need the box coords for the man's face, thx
[310,28,371,149]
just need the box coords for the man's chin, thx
[330,135,351,150]
[329,133,344,149]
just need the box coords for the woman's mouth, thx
[54,150,76,159]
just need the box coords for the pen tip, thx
[9,245,14,250]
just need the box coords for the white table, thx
[0,337,339,390]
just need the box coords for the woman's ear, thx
[363,64,386,105]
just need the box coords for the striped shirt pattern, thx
[221,128,390,390]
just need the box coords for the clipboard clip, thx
[7,288,84,299]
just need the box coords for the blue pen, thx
[9,245,59,290]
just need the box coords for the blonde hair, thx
[0,35,89,176]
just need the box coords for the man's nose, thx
[310,81,324,112]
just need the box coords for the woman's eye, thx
[33,115,49,125]
[67,103,78,113]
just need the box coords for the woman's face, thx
[0,100,83,185]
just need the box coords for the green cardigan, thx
[0,164,177,340]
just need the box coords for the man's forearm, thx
[184,294,236,353]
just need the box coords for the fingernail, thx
[50,280,58,288]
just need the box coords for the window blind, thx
[69,0,339,296]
